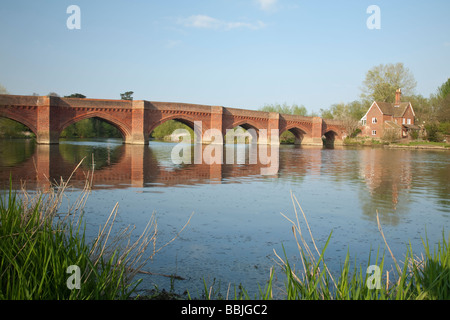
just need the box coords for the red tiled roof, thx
[374,102,411,117]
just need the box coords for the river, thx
[0,138,449,298]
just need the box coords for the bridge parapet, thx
[0,94,40,107]
[148,101,215,113]
[58,97,132,110]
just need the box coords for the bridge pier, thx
[202,106,224,144]
[128,100,149,145]
[308,117,326,146]
[36,96,59,144]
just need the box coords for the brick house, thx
[360,89,418,139]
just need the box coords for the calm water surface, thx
[1,138,449,298]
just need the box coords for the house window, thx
[403,118,406,124]
[407,119,411,124]
[372,117,377,124]
[372,130,377,136]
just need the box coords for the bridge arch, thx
[59,113,132,141]
[147,114,204,142]
[280,124,311,145]
[323,130,338,147]
[0,112,37,136]
[228,119,261,133]
[225,120,260,144]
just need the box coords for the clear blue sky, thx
[1,0,449,113]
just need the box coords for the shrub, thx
[382,129,401,143]
[438,121,450,135]
[425,123,443,142]
[410,130,419,140]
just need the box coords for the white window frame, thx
[407,118,411,124]
[403,118,406,124]
[372,117,377,124]
[372,130,377,136]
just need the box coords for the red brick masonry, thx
[0,94,346,145]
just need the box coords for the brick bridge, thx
[0,94,346,145]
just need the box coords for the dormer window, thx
[394,105,400,108]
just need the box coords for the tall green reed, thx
[255,191,449,300]
[0,159,158,300]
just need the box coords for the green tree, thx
[435,78,450,122]
[403,94,434,124]
[151,120,194,141]
[425,123,442,142]
[60,118,122,139]
[120,91,134,101]
[320,108,334,119]
[259,103,310,116]
[360,63,417,103]
[320,100,368,121]
[0,118,32,138]
[319,100,369,137]
[64,93,86,98]
[437,78,450,100]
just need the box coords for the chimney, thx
[395,89,402,105]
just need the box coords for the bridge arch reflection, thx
[1,142,288,191]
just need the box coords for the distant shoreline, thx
[385,143,450,150]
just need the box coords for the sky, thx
[1,0,449,114]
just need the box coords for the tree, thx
[0,84,8,94]
[120,91,134,101]
[438,95,450,122]
[320,100,368,121]
[425,123,442,142]
[319,100,368,137]
[435,78,450,122]
[47,92,60,97]
[259,103,310,116]
[360,63,417,103]
[437,78,450,100]
[320,108,334,119]
[64,93,86,98]
[403,94,434,124]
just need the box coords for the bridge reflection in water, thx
[0,139,423,225]
[1,140,297,191]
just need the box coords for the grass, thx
[259,192,449,300]
[0,159,159,300]
[343,137,386,146]
[200,192,449,300]
[344,137,450,149]
[394,141,450,148]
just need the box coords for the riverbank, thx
[343,137,450,150]
[386,141,450,150]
